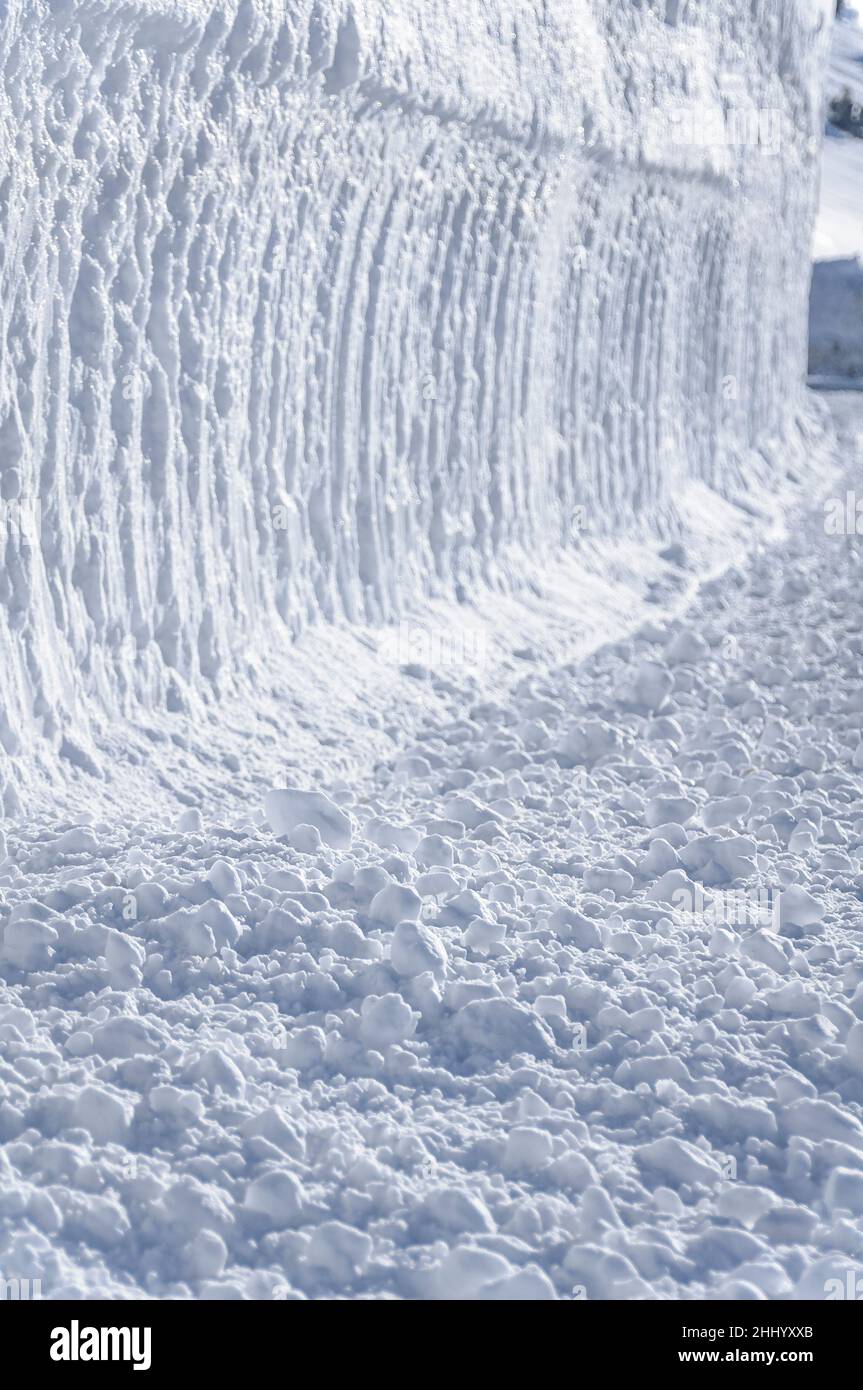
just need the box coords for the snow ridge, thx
[0,1,832,772]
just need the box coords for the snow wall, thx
[0,0,833,778]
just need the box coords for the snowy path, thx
[3,399,863,1301]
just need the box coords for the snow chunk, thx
[636,1137,724,1187]
[368,883,422,926]
[360,994,419,1047]
[824,1168,863,1216]
[503,1126,554,1173]
[428,1246,512,1300]
[644,796,697,829]
[1,918,58,969]
[265,788,353,849]
[306,1221,372,1283]
[626,659,673,711]
[665,628,709,665]
[281,1026,327,1070]
[244,1170,304,1227]
[463,917,507,953]
[846,1021,863,1074]
[715,1184,780,1228]
[415,834,455,868]
[73,1085,133,1144]
[207,859,242,898]
[453,999,555,1060]
[90,1017,157,1059]
[150,1086,205,1124]
[414,1188,495,1235]
[779,1098,863,1151]
[390,921,447,979]
[777,885,825,931]
[185,1230,227,1279]
[741,930,789,975]
[483,1266,557,1300]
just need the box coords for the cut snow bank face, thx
[0,0,832,779]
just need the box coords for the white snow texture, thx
[0,0,832,769]
[2,0,856,1309]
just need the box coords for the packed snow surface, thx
[0,0,833,783]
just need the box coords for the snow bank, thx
[0,0,832,773]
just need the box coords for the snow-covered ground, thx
[3,393,863,1301]
[3,1,862,1304]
